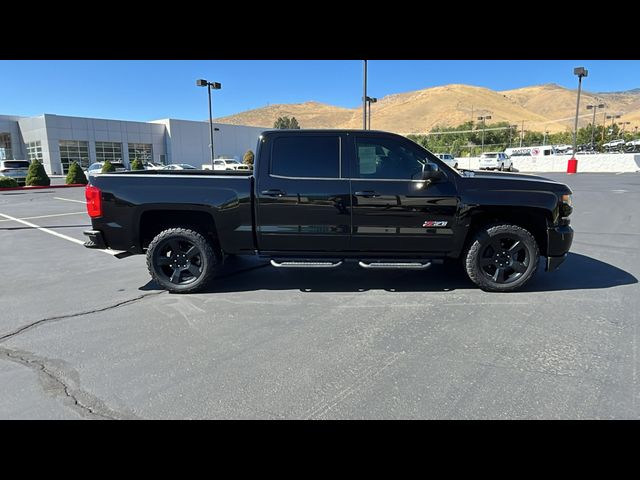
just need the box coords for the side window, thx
[355,137,427,180]
[271,136,339,178]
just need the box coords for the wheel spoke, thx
[480,257,495,267]
[169,268,182,284]
[187,264,201,277]
[490,238,503,253]
[185,245,198,260]
[157,256,172,266]
[508,240,523,254]
[493,267,506,283]
[512,261,527,273]
[168,239,181,254]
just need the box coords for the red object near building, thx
[567,157,578,174]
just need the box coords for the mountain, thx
[216,84,640,134]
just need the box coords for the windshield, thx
[3,161,29,168]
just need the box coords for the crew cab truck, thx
[84,130,574,293]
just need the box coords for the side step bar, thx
[358,261,432,270]
[270,260,343,268]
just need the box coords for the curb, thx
[0,184,86,192]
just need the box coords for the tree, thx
[243,150,255,167]
[25,159,51,186]
[130,158,144,170]
[101,160,116,173]
[65,161,88,185]
[0,177,18,188]
[273,116,301,129]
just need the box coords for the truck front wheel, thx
[464,224,539,292]
[146,228,217,293]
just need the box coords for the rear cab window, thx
[270,135,340,178]
[3,161,29,169]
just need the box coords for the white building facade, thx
[0,114,265,174]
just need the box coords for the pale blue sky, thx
[1,60,637,121]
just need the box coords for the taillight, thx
[85,185,103,218]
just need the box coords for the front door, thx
[348,134,459,253]
[255,132,351,252]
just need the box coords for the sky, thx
[1,60,639,121]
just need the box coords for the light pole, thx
[586,103,605,147]
[543,130,549,146]
[606,114,621,140]
[196,78,222,167]
[620,121,630,137]
[519,120,525,147]
[477,115,491,153]
[572,67,588,160]
[508,124,517,147]
[366,96,377,130]
[363,60,368,130]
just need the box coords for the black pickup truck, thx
[84,129,574,293]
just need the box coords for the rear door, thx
[347,133,459,253]
[255,132,351,252]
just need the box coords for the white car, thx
[479,152,513,171]
[213,159,251,171]
[0,160,30,185]
[162,163,197,170]
[86,161,127,176]
[603,139,626,150]
[435,153,458,169]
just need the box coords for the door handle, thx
[354,191,380,198]
[261,189,286,197]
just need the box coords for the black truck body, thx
[84,130,574,292]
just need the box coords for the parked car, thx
[86,162,127,176]
[479,152,512,171]
[162,163,197,170]
[0,160,30,185]
[213,159,250,171]
[435,153,458,169]
[85,129,574,294]
[603,139,626,151]
[142,162,164,170]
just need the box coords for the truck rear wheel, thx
[464,224,539,292]
[146,228,217,293]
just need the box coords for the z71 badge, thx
[422,220,448,228]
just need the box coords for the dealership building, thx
[0,113,266,174]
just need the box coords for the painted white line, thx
[0,211,87,223]
[54,197,86,204]
[0,212,118,256]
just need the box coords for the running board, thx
[358,261,432,270]
[270,260,343,268]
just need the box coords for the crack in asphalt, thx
[0,291,167,343]
[0,347,139,420]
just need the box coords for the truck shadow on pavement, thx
[140,252,637,294]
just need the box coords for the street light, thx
[477,115,491,153]
[586,102,605,147]
[362,60,368,130]
[543,129,549,146]
[606,114,621,140]
[508,124,518,148]
[620,121,631,137]
[366,96,377,130]
[196,78,222,167]
[572,67,588,160]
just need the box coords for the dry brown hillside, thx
[216,83,640,134]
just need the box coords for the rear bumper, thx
[83,229,107,249]
[545,224,574,271]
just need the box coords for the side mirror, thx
[421,163,444,182]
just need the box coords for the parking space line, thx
[0,212,118,256]
[0,211,87,223]
[54,197,86,204]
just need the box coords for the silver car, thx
[435,153,458,169]
[0,160,30,186]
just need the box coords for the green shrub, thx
[130,158,144,170]
[65,161,88,185]
[25,160,51,186]
[0,176,19,188]
[101,160,116,173]
[243,150,255,167]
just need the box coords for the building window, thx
[95,141,122,163]
[128,143,152,163]
[0,133,12,160]
[59,140,90,173]
[26,141,43,163]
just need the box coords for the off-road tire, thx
[146,228,217,293]
[464,223,540,292]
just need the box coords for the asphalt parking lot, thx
[1,173,639,419]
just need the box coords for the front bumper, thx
[545,224,574,271]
